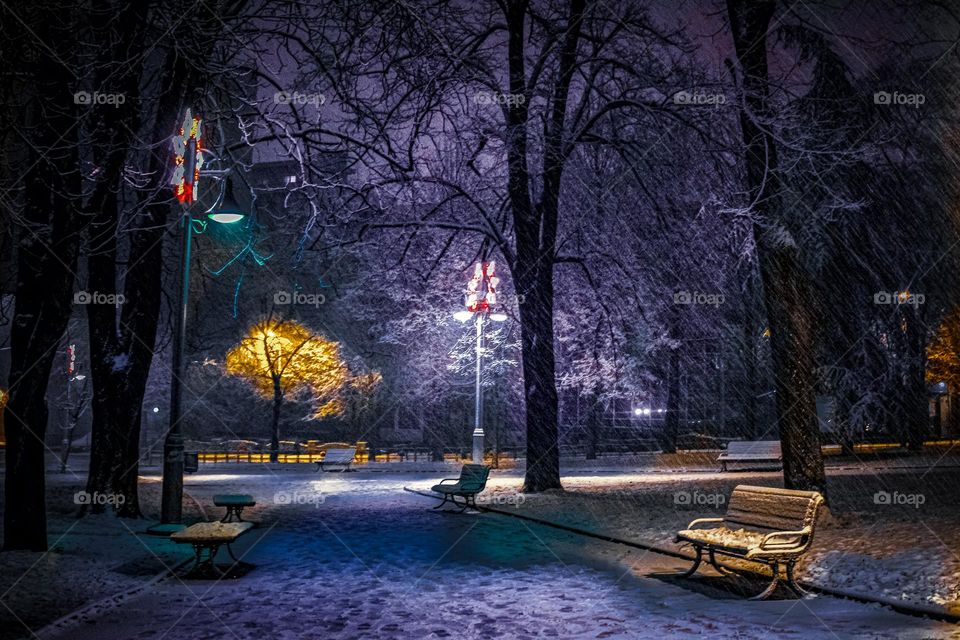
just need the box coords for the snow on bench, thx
[315,446,357,472]
[717,440,782,471]
[675,484,824,599]
[171,521,254,577]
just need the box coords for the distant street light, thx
[155,108,248,534]
[455,261,505,464]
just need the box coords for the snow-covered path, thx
[39,472,957,639]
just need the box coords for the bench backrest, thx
[458,464,490,492]
[324,448,356,462]
[724,485,822,533]
[725,440,781,456]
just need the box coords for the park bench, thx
[213,494,256,523]
[717,440,782,471]
[430,464,490,512]
[170,521,254,577]
[674,484,824,599]
[315,446,357,472]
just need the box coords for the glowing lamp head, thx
[454,310,474,322]
[207,212,245,224]
[207,180,247,224]
[489,312,507,322]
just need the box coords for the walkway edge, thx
[403,486,960,624]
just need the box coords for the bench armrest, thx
[684,517,724,530]
[436,478,460,485]
[758,527,811,550]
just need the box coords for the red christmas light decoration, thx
[465,261,498,313]
[170,108,204,203]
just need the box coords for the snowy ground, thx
[1,461,958,639]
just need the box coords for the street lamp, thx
[455,261,505,464]
[154,108,247,534]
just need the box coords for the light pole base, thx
[472,429,485,464]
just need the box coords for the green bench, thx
[213,494,256,523]
[171,521,254,577]
[430,464,490,512]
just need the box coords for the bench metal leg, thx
[749,561,780,600]
[708,549,736,575]
[189,543,225,578]
[451,495,469,513]
[221,506,245,523]
[679,546,703,578]
[785,561,811,597]
[226,543,240,563]
[433,494,451,509]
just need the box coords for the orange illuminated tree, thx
[927,307,960,391]
[226,319,349,462]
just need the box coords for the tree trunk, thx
[3,90,80,551]
[271,376,282,463]
[742,275,761,439]
[585,385,601,460]
[727,0,827,494]
[664,308,682,454]
[503,0,585,493]
[518,266,561,491]
[3,4,83,549]
[83,39,191,516]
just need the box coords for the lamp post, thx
[155,109,246,532]
[455,262,507,464]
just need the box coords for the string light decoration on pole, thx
[454,261,507,464]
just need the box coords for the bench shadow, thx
[649,569,804,601]
[179,560,257,581]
